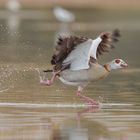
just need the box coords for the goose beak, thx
[121,63,128,68]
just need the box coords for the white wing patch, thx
[89,37,102,60]
[63,37,102,71]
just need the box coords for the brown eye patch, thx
[115,59,120,64]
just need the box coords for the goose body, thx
[42,29,128,106]
[59,63,109,86]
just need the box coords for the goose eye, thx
[115,59,120,64]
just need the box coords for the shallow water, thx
[0,8,139,140]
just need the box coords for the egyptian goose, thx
[41,29,128,106]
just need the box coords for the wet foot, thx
[77,91,100,107]
[40,79,52,86]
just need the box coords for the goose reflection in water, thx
[0,105,130,140]
[49,118,111,140]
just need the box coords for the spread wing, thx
[62,37,102,70]
[51,29,120,71]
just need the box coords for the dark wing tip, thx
[97,29,121,58]
[113,29,121,37]
[112,29,121,42]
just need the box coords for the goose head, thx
[109,58,128,70]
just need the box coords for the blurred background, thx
[0,0,139,65]
[0,0,139,140]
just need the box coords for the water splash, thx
[0,64,49,93]
[0,65,15,92]
[35,68,49,83]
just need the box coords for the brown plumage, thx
[97,29,120,57]
[51,29,120,72]
[51,36,88,71]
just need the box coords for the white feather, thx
[63,39,91,70]
[62,37,102,71]
[89,37,102,60]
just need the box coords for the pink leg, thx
[40,75,54,86]
[76,86,99,106]
[77,106,100,117]
[40,71,59,86]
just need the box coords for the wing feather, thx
[51,29,120,72]
[63,37,102,70]
[97,29,120,57]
